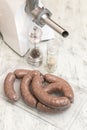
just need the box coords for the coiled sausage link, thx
[43,82,74,103]
[31,74,71,109]
[37,82,74,113]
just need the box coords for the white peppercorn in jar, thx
[46,40,58,73]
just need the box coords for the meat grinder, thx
[0,0,69,56]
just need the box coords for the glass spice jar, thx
[46,40,58,73]
[27,26,43,67]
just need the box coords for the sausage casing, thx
[37,102,58,113]
[44,82,74,103]
[44,74,61,83]
[20,72,38,108]
[32,74,71,109]
[14,69,30,78]
[37,102,70,113]
[4,72,19,102]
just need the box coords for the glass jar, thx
[27,47,43,67]
[46,40,58,73]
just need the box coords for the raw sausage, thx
[14,69,30,78]
[20,71,38,108]
[4,70,74,113]
[4,72,19,102]
[31,74,71,109]
[44,74,61,83]
[44,82,74,103]
[44,74,71,86]
[37,102,70,113]
[37,102,58,113]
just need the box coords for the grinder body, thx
[0,0,54,56]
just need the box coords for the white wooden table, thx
[0,0,87,130]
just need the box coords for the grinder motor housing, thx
[0,0,69,56]
[0,0,55,56]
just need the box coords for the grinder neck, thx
[25,0,69,38]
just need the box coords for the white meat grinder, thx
[0,0,69,56]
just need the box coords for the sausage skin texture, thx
[20,71,38,108]
[31,74,71,109]
[43,82,74,103]
[37,102,70,113]
[4,70,74,113]
[37,82,73,113]
[14,69,30,78]
[4,72,19,102]
[37,102,58,113]
[44,74,61,83]
[44,74,72,86]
